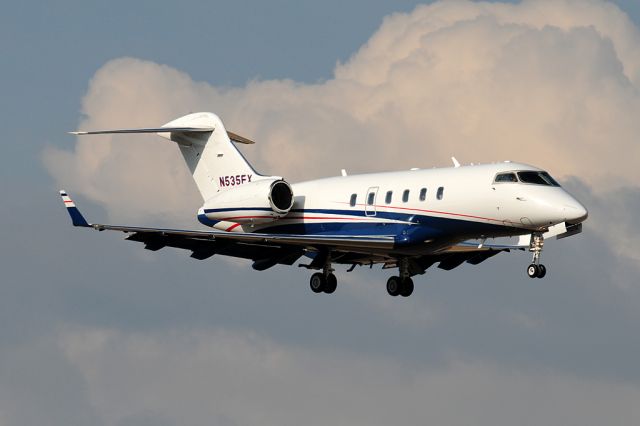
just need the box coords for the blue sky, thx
[2,1,640,425]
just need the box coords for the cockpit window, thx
[494,172,518,183]
[517,171,561,186]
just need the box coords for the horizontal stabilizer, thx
[69,127,214,135]
[70,127,255,144]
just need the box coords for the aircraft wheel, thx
[400,277,414,297]
[527,264,539,278]
[324,273,337,294]
[386,276,401,297]
[537,264,547,279]
[310,273,326,293]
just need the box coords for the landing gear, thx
[310,273,325,293]
[400,277,414,297]
[387,258,415,297]
[527,264,547,279]
[324,273,338,294]
[308,253,338,294]
[386,276,414,297]
[309,272,338,293]
[527,233,547,279]
[386,276,401,296]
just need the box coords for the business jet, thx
[60,112,588,297]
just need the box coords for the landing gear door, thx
[365,186,379,217]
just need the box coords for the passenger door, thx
[365,186,378,216]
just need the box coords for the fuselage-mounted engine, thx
[198,177,294,227]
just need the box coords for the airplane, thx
[60,112,588,297]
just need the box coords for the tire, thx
[400,277,414,297]
[527,264,539,278]
[324,273,337,294]
[386,276,401,296]
[310,273,325,293]
[537,264,547,279]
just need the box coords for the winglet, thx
[451,157,461,168]
[59,190,90,227]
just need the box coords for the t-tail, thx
[70,112,294,231]
[70,112,269,202]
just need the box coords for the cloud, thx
[57,326,640,426]
[45,0,640,223]
[32,3,640,423]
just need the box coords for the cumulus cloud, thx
[58,326,640,426]
[28,4,640,425]
[45,0,640,223]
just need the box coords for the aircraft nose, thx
[563,201,588,224]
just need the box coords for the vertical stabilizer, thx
[158,112,262,201]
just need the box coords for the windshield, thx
[517,171,561,186]
[494,172,518,183]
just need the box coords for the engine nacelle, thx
[199,178,294,225]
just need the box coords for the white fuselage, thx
[198,162,587,248]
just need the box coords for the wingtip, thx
[59,190,90,227]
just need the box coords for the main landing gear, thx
[309,271,337,294]
[308,255,338,294]
[386,276,414,297]
[527,233,547,279]
[386,257,414,297]
[306,255,417,297]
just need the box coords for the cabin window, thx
[385,190,393,204]
[494,172,518,183]
[367,192,375,205]
[350,193,357,207]
[517,171,561,186]
[419,188,427,201]
[402,190,410,203]
[437,187,444,200]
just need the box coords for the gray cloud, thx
[55,326,640,426]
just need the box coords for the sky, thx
[2,1,640,425]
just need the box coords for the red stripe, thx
[333,201,504,223]
[225,223,241,232]
[63,200,74,204]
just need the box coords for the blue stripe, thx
[258,216,520,244]
[198,206,524,244]
[197,213,220,227]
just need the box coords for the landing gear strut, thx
[527,233,547,279]
[308,253,338,294]
[387,258,414,297]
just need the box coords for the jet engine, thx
[200,178,294,225]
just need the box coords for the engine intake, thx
[200,178,294,226]
[269,180,294,213]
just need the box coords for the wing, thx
[378,242,519,276]
[59,191,535,274]
[59,191,395,270]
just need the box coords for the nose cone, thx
[563,200,588,224]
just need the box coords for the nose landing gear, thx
[527,233,547,279]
